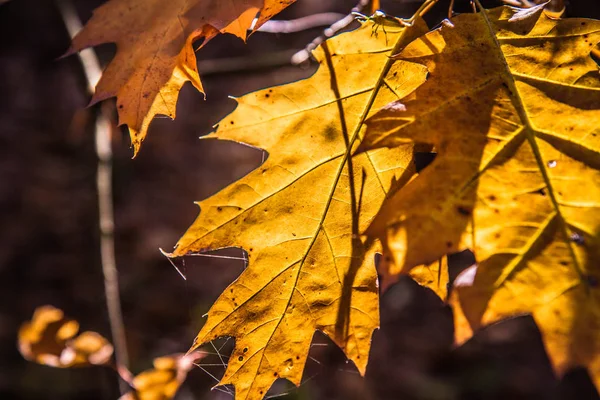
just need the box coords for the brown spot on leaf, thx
[457,206,471,216]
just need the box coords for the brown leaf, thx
[67,0,296,155]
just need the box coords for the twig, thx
[503,0,533,6]
[502,0,565,14]
[256,13,346,33]
[56,0,130,395]
[291,0,372,65]
[193,14,354,77]
[291,0,442,65]
[197,49,300,75]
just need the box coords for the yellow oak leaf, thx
[18,305,114,368]
[169,20,429,399]
[67,0,295,155]
[409,258,448,301]
[360,6,600,387]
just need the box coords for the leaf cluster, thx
[19,1,600,399]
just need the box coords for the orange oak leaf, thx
[67,0,295,155]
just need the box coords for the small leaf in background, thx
[119,352,205,400]
[18,305,113,367]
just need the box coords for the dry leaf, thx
[409,258,449,301]
[119,352,205,400]
[67,0,296,155]
[361,6,600,386]
[169,20,429,399]
[19,305,113,367]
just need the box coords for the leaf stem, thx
[308,1,439,268]
[291,0,374,65]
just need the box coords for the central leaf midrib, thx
[250,22,417,385]
[474,0,586,285]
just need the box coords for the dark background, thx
[1,0,599,399]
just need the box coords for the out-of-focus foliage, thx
[19,306,207,400]
[119,352,205,400]
[18,305,113,367]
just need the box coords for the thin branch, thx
[502,0,565,15]
[291,0,372,65]
[448,0,456,19]
[192,4,378,76]
[197,49,299,75]
[291,0,442,65]
[56,0,130,395]
[256,13,346,33]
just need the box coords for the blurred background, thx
[1,0,599,399]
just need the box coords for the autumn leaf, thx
[360,5,600,386]
[168,20,429,399]
[19,305,114,367]
[119,352,205,400]
[67,0,295,155]
[409,258,449,301]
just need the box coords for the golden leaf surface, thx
[361,6,600,385]
[409,258,449,301]
[170,20,429,399]
[18,305,114,368]
[67,0,295,155]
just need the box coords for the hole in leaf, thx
[414,152,437,173]
[456,206,471,216]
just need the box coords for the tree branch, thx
[56,0,130,395]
